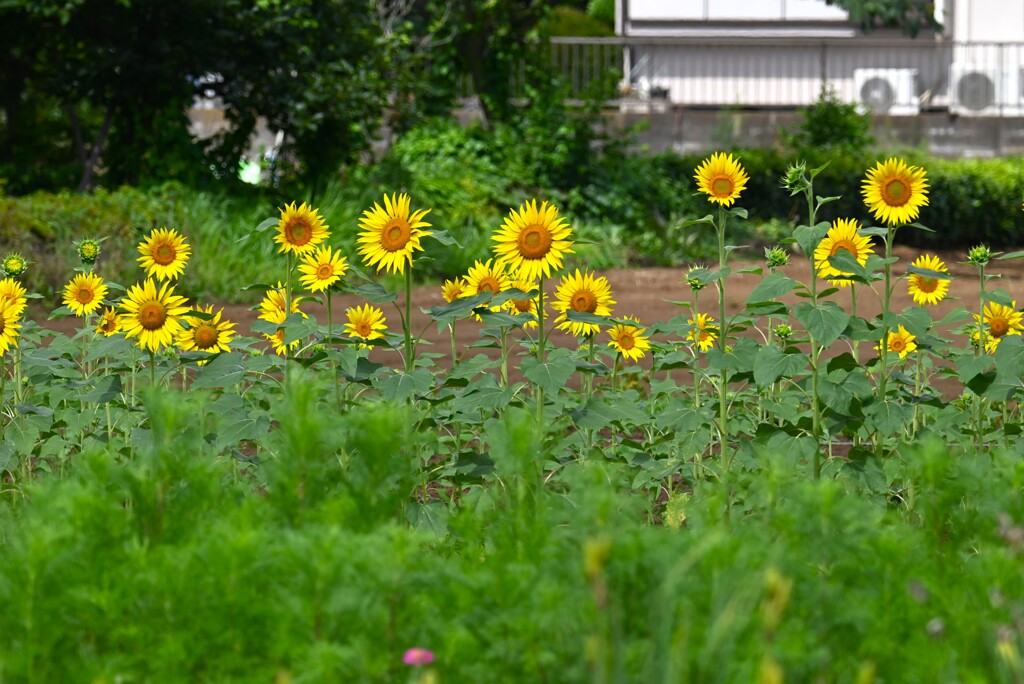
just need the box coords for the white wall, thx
[627,0,848,22]
[953,0,1024,42]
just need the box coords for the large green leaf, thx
[521,348,576,396]
[795,301,850,347]
[745,272,797,305]
[191,352,248,389]
[864,399,910,436]
[753,346,807,387]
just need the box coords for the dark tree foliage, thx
[824,0,943,37]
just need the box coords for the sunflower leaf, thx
[191,352,248,389]
[827,251,872,283]
[994,335,1024,379]
[254,216,278,232]
[997,250,1024,260]
[753,346,806,387]
[906,222,934,232]
[746,272,796,304]
[906,264,952,280]
[859,226,890,237]
[424,293,493,326]
[521,349,576,396]
[815,195,841,206]
[428,230,460,247]
[794,222,829,256]
[795,301,850,348]
[346,282,398,304]
[983,289,1015,308]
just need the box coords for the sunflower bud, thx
[583,537,612,581]
[781,161,809,196]
[686,266,710,292]
[968,244,993,266]
[764,246,790,269]
[2,252,28,278]
[76,237,103,265]
[774,324,793,340]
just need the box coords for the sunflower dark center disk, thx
[317,264,334,280]
[618,333,635,350]
[478,277,500,294]
[139,301,168,330]
[154,244,176,265]
[882,179,910,206]
[711,177,734,196]
[917,277,938,293]
[286,220,312,246]
[381,219,411,251]
[571,290,597,313]
[991,319,1010,337]
[518,225,552,259]
[194,324,218,349]
[76,288,94,304]
[829,241,858,259]
[891,338,906,352]
[356,321,372,337]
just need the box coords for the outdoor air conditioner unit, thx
[950,64,1023,116]
[853,68,919,116]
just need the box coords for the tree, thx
[824,0,943,37]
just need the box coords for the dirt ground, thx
[36,245,1024,380]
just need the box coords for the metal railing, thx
[502,37,1024,117]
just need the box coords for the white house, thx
[612,0,1024,116]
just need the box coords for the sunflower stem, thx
[536,276,546,426]
[874,225,896,458]
[404,268,414,373]
[804,180,823,480]
[284,253,293,390]
[149,349,156,387]
[974,261,987,448]
[449,323,458,369]
[911,349,923,437]
[327,290,341,409]
[716,205,729,464]
[500,327,509,387]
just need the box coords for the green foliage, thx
[824,0,944,37]
[542,6,614,37]
[587,0,616,26]
[782,86,875,157]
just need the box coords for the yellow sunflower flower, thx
[687,313,719,352]
[119,278,190,353]
[813,218,875,288]
[178,304,235,360]
[507,279,543,330]
[258,283,306,356]
[492,199,574,282]
[907,254,950,306]
[463,259,511,321]
[137,227,191,280]
[974,301,1024,353]
[344,303,388,349]
[298,244,348,293]
[0,301,22,355]
[694,152,749,207]
[877,325,917,360]
[861,157,929,226]
[274,202,329,255]
[0,277,27,315]
[357,193,432,275]
[607,316,650,362]
[62,272,109,316]
[552,268,615,337]
[96,307,120,336]
[441,277,467,303]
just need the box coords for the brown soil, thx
[36,246,1024,388]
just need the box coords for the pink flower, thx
[403,647,435,667]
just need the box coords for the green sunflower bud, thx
[967,244,993,267]
[764,246,790,269]
[2,252,28,278]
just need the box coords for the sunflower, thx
[813,218,875,288]
[441,277,467,304]
[687,313,719,352]
[119,278,190,353]
[507,279,543,330]
[877,325,917,360]
[357,193,432,275]
[492,199,574,282]
[607,316,650,362]
[694,152,749,207]
[258,283,306,356]
[974,301,1024,353]
[861,158,929,226]
[96,307,120,336]
[552,269,615,337]
[463,259,511,321]
[344,303,388,349]
[138,227,191,280]
[907,254,950,306]
[274,202,329,255]
[0,301,22,355]
[178,305,235,359]
[298,244,348,293]
[0,277,27,315]
[62,272,109,316]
